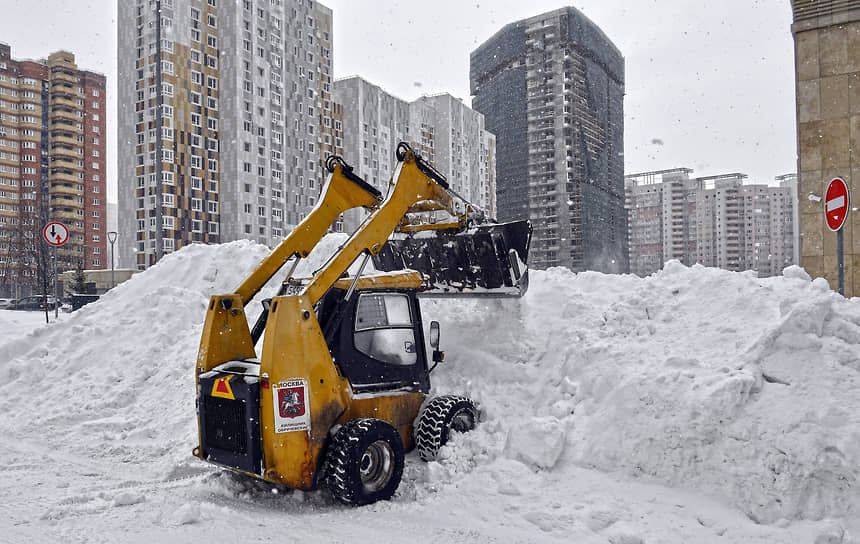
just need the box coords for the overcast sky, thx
[0,1,797,202]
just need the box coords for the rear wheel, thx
[414,395,478,461]
[324,418,404,506]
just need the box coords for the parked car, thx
[0,298,15,310]
[11,295,58,311]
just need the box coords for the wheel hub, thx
[360,440,394,492]
[451,409,475,433]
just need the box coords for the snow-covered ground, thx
[0,238,857,543]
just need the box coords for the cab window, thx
[353,293,416,366]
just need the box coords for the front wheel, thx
[414,395,479,461]
[324,418,404,506]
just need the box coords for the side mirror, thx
[429,321,440,349]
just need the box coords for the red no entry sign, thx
[825,177,849,232]
[43,222,69,246]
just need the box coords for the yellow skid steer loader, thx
[194,143,531,505]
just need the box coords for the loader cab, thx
[318,287,432,394]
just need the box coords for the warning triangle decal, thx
[211,376,235,400]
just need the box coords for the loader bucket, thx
[372,220,532,297]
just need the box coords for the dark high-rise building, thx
[470,7,627,272]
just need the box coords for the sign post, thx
[824,177,850,296]
[42,222,69,319]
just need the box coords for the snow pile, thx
[0,237,345,478]
[426,260,860,525]
[0,239,858,539]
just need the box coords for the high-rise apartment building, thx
[332,77,410,190]
[470,7,627,273]
[412,93,497,217]
[791,0,860,295]
[332,76,496,231]
[625,168,697,276]
[625,169,797,277]
[118,0,336,270]
[776,173,800,265]
[0,44,106,298]
[697,175,796,276]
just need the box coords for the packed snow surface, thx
[0,237,858,543]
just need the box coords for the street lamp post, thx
[107,231,118,289]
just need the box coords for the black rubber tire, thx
[414,395,479,461]
[324,418,404,506]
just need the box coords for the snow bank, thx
[425,260,860,524]
[1,241,858,530]
[0,237,344,478]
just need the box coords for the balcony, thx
[49,171,81,184]
[50,121,82,135]
[50,182,82,197]
[51,97,83,111]
[50,135,80,148]
[50,145,79,160]
[529,178,558,188]
[529,154,555,166]
[50,80,81,97]
[49,195,80,209]
[51,156,83,170]
[51,71,78,85]
[51,208,81,222]
[51,109,80,123]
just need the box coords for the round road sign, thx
[43,222,70,246]
[825,177,850,232]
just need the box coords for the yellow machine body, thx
[194,145,529,493]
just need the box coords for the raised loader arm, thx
[195,157,381,374]
[235,157,382,305]
[300,143,471,305]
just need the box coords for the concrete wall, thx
[792,2,860,294]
